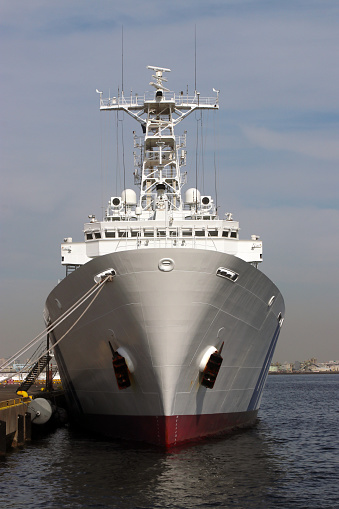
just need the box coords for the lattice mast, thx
[98,65,219,215]
[141,66,182,213]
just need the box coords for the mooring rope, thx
[0,278,109,371]
[1,279,108,384]
[46,279,107,352]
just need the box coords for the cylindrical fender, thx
[27,398,53,424]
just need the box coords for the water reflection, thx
[1,375,338,508]
[0,421,287,509]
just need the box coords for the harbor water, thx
[0,374,338,508]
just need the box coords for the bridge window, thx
[230,231,237,238]
[144,230,154,237]
[105,231,116,238]
[195,230,205,236]
[118,231,128,237]
[94,232,101,239]
[222,230,229,237]
[86,233,93,240]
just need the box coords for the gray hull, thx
[46,248,284,445]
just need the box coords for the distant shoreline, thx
[269,371,339,375]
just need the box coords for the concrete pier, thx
[0,391,32,455]
[0,384,67,455]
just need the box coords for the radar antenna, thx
[147,65,171,91]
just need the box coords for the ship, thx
[45,66,285,447]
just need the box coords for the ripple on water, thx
[0,375,338,509]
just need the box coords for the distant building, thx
[293,361,301,371]
[280,362,293,372]
[269,359,339,373]
[327,361,339,371]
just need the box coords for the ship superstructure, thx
[62,66,262,272]
[46,66,284,446]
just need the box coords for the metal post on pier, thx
[46,333,53,391]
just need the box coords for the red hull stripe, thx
[81,411,258,447]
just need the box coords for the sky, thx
[1,0,339,363]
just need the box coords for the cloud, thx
[1,0,339,364]
[242,126,339,162]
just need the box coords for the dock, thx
[0,384,66,456]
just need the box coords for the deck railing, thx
[100,92,218,109]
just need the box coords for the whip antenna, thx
[194,24,197,94]
[121,25,124,95]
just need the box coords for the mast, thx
[99,66,219,217]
